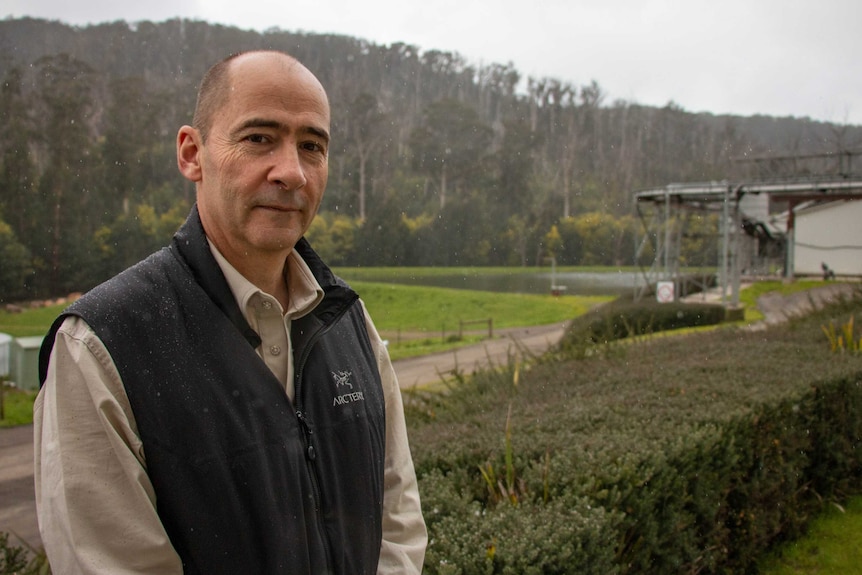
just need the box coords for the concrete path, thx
[0,424,39,550]
[391,321,569,389]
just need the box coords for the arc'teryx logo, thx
[332,370,364,407]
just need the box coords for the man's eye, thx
[302,141,325,153]
[245,134,268,144]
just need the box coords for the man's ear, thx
[177,125,203,182]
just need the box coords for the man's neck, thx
[216,247,291,311]
[241,258,290,310]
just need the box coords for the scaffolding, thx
[633,177,862,305]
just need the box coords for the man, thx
[35,50,426,574]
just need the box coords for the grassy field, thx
[758,496,862,574]
[334,264,634,280]
[0,386,35,427]
[0,282,611,360]
[0,302,67,338]
[351,280,609,333]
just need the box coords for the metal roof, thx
[634,177,862,205]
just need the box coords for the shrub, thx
[0,532,50,575]
[557,297,726,355]
[408,291,862,574]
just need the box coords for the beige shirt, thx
[34,246,426,574]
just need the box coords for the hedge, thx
[558,298,727,355]
[406,288,862,574]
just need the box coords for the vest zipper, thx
[293,305,351,573]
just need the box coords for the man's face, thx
[181,53,330,265]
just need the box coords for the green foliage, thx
[555,212,640,267]
[557,297,726,354]
[822,315,862,354]
[758,496,862,574]
[0,532,50,575]
[0,532,29,575]
[91,200,189,286]
[0,387,38,428]
[0,220,32,303]
[408,291,862,574]
[305,212,359,266]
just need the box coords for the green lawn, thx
[758,497,862,574]
[0,386,37,428]
[738,279,826,322]
[0,302,67,337]
[351,280,609,334]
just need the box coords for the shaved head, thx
[192,50,317,142]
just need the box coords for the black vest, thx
[40,207,386,574]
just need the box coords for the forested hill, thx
[0,17,860,302]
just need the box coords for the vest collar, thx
[170,205,357,348]
[171,205,262,348]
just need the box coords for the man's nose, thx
[269,144,307,190]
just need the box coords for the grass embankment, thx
[739,279,827,322]
[759,496,862,574]
[350,281,609,360]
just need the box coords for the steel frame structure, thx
[633,177,862,305]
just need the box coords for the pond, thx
[345,270,649,296]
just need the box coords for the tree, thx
[555,212,636,266]
[494,119,539,216]
[102,76,163,215]
[305,212,359,266]
[353,196,414,266]
[31,54,100,295]
[0,218,32,302]
[409,99,493,209]
[0,66,36,242]
[92,200,189,281]
[0,18,857,276]
[342,92,386,221]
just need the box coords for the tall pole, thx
[720,185,730,303]
[731,194,742,306]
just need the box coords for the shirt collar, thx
[208,242,325,321]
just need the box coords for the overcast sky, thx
[5,0,861,125]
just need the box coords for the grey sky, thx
[5,0,861,125]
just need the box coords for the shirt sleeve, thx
[361,302,428,575]
[34,316,183,575]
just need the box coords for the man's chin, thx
[249,233,303,254]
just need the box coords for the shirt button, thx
[269,345,282,356]
[261,301,273,310]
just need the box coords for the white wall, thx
[794,200,862,276]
